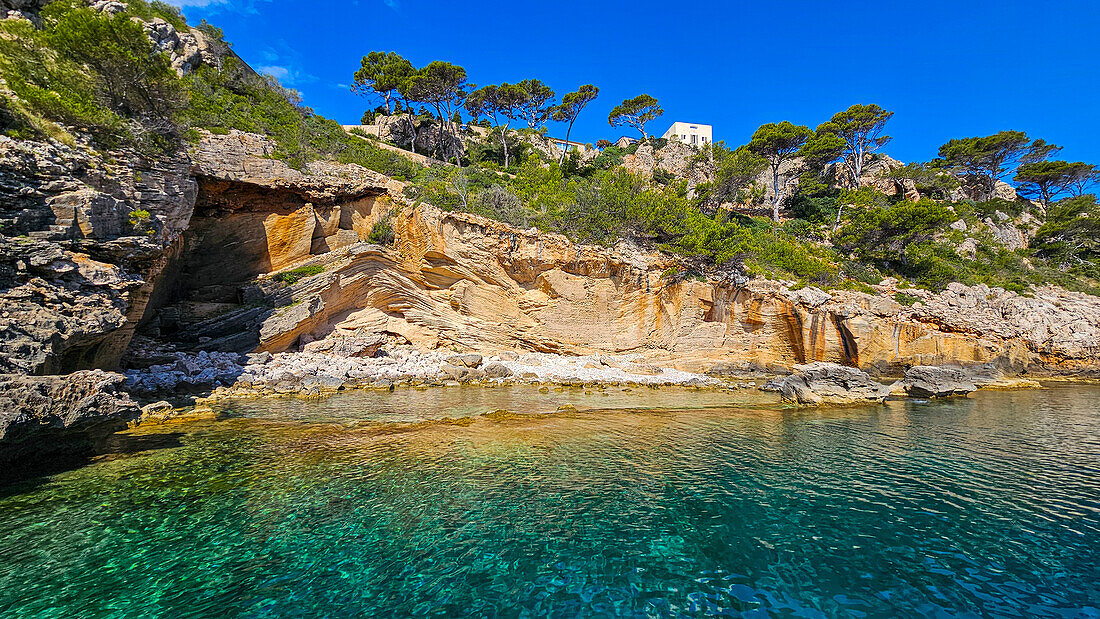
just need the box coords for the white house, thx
[661,122,712,148]
[548,137,589,153]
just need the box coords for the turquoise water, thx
[1,385,1098,617]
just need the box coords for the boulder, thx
[0,370,140,471]
[302,334,385,358]
[446,353,483,368]
[140,400,174,416]
[440,363,472,381]
[482,362,514,379]
[774,362,890,406]
[897,366,977,398]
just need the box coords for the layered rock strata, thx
[0,370,140,468]
[0,135,195,374]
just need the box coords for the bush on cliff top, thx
[403,161,842,283]
[183,59,421,179]
[0,0,186,151]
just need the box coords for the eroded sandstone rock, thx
[0,370,140,468]
[896,366,977,398]
[772,362,890,406]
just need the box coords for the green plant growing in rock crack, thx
[272,265,325,285]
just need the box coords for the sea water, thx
[0,385,1097,617]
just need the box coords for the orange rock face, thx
[165,130,1099,377]
[240,201,1084,377]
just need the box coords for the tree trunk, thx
[832,202,844,233]
[500,125,510,168]
[452,121,463,167]
[771,166,781,222]
[559,117,576,167]
[436,106,446,161]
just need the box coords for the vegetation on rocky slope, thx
[1,1,1098,295]
[0,0,185,150]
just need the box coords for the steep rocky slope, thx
[135,131,1100,379]
[3,127,1100,469]
[0,135,195,374]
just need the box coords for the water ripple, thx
[0,385,1098,617]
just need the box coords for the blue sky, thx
[168,0,1100,164]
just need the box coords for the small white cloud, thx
[257,64,317,87]
[258,65,290,81]
[383,0,398,8]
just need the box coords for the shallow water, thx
[1,385,1098,617]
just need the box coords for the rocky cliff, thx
[3,125,1100,469]
[5,128,1099,385]
[130,131,1100,379]
[0,134,195,374]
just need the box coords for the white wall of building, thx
[661,122,712,148]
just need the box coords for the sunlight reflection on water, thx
[0,384,1097,617]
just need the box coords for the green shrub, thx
[0,1,186,151]
[368,216,395,245]
[128,208,152,232]
[124,0,188,30]
[1033,195,1100,267]
[970,198,1023,219]
[272,265,324,285]
[834,198,954,265]
[184,61,424,178]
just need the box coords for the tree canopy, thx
[1015,160,1095,208]
[815,103,893,181]
[352,51,414,115]
[550,84,598,164]
[938,131,1057,200]
[608,94,663,139]
[404,61,467,162]
[748,121,814,221]
[464,82,527,168]
[515,79,556,129]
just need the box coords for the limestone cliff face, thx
[233,201,1096,376]
[132,131,1099,377]
[4,128,1098,380]
[0,135,195,373]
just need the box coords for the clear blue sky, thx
[168,0,1100,164]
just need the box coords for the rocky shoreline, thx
[118,345,1047,415]
[124,347,723,401]
[0,342,1057,477]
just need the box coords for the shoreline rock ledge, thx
[768,362,892,406]
[0,370,141,472]
[894,366,978,398]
